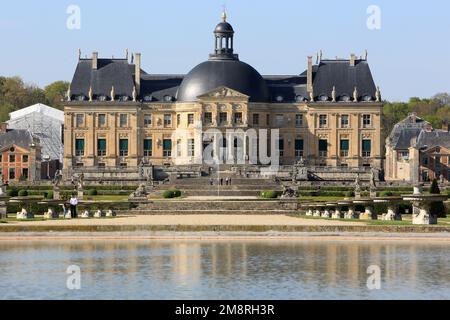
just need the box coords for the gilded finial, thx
[222,9,227,22]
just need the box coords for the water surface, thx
[0,240,449,300]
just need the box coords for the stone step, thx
[137,200,291,211]
[172,179,278,186]
[122,210,298,215]
[153,185,281,191]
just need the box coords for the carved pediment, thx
[197,86,249,101]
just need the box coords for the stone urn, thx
[373,196,403,221]
[402,194,448,225]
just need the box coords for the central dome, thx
[176,59,269,102]
[176,12,269,103]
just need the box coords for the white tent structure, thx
[7,103,64,162]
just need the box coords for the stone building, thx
[409,124,450,183]
[7,103,64,179]
[385,113,430,182]
[63,13,383,182]
[0,123,41,182]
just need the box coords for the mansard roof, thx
[387,114,430,150]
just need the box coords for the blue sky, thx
[0,0,449,101]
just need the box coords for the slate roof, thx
[416,129,450,150]
[387,115,430,150]
[0,129,37,151]
[70,58,135,99]
[312,59,377,101]
[69,57,378,104]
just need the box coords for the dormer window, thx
[296,95,306,103]
[75,95,86,101]
[362,95,372,102]
[319,94,329,102]
[143,95,153,102]
[98,95,108,102]
[119,96,130,102]
[163,95,173,102]
[275,95,284,102]
[340,95,351,102]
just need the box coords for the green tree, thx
[44,81,70,109]
[429,179,447,218]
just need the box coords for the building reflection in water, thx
[0,240,449,299]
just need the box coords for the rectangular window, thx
[253,114,260,126]
[21,168,28,180]
[188,114,194,125]
[97,139,107,157]
[295,114,303,127]
[9,154,15,163]
[234,112,243,125]
[177,114,181,127]
[362,139,372,157]
[188,139,195,157]
[119,114,128,127]
[76,114,84,127]
[164,114,172,127]
[423,156,429,166]
[295,139,304,158]
[144,115,152,127]
[276,114,284,127]
[163,139,172,157]
[205,112,213,125]
[219,112,228,125]
[144,139,153,157]
[75,139,85,156]
[119,139,129,157]
[9,168,15,180]
[98,114,107,127]
[319,115,327,128]
[266,114,270,126]
[0,155,2,163]
[98,163,106,168]
[278,139,285,157]
[341,115,349,128]
[340,139,349,157]
[22,155,29,163]
[319,139,328,157]
[363,115,372,128]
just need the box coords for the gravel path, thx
[1,215,365,226]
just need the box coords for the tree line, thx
[1,76,449,137]
[0,76,69,122]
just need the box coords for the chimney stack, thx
[135,53,141,95]
[350,53,356,67]
[92,52,98,70]
[307,56,313,93]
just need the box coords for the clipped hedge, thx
[379,191,394,197]
[162,189,182,199]
[261,190,279,199]
[87,189,98,196]
[18,190,29,197]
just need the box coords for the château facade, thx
[63,13,383,182]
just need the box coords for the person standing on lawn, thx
[69,194,78,218]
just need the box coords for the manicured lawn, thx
[86,195,129,201]
[299,196,346,202]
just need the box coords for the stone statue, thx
[370,169,377,188]
[88,86,93,102]
[132,86,137,102]
[52,171,63,187]
[0,173,5,196]
[110,86,115,101]
[77,173,85,191]
[353,87,359,102]
[281,185,299,199]
[375,86,381,102]
[331,86,337,102]
[131,184,148,199]
[354,173,361,198]
[309,90,314,102]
